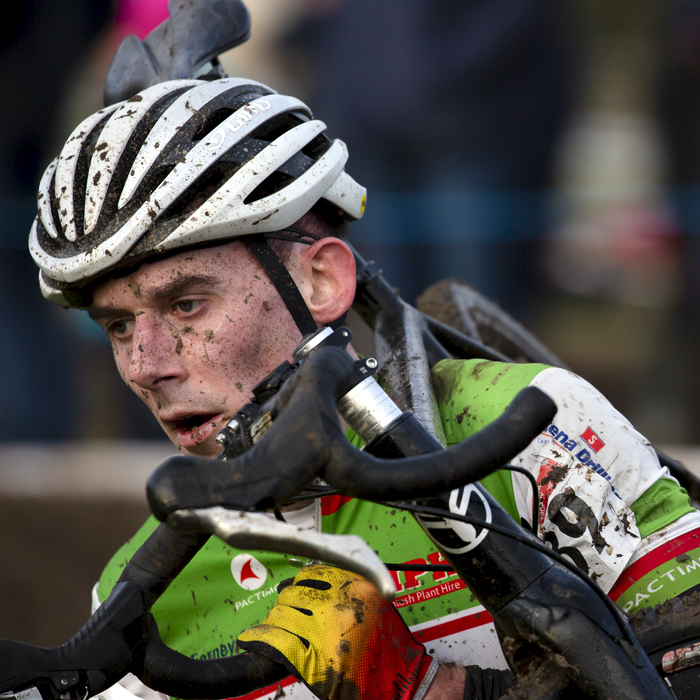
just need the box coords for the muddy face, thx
[89,240,304,456]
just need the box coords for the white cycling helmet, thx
[29,76,366,308]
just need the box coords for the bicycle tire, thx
[416,278,566,366]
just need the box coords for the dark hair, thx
[265,202,351,263]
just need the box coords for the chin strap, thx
[247,235,319,338]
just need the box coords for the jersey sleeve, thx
[432,359,685,593]
[517,367,672,591]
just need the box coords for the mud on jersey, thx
[96,359,699,700]
[433,360,700,613]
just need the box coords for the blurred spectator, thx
[0,0,179,441]
[655,0,700,439]
[281,0,576,317]
[113,0,169,40]
[0,0,113,440]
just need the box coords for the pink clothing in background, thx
[115,0,170,39]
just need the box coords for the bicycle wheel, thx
[416,279,566,366]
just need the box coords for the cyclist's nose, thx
[127,316,185,389]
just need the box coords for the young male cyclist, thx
[29,76,700,700]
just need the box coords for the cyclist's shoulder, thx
[431,358,551,441]
[431,358,551,400]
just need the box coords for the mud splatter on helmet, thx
[30,77,366,308]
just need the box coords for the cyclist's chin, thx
[177,438,221,459]
[161,425,221,458]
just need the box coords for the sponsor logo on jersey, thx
[581,426,605,453]
[544,423,620,499]
[385,549,468,610]
[609,528,700,612]
[618,552,700,613]
[545,423,579,452]
[231,554,268,590]
[388,550,459,595]
[394,578,467,609]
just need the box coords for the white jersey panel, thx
[509,367,670,592]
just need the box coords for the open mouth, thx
[169,413,220,432]
[162,411,227,450]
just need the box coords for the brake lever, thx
[166,507,396,600]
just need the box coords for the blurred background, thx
[4,0,700,644]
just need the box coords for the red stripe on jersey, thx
[321,494,353,515]
[609,527,700,601]
[412,609,494,643]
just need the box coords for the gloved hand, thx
[237,564,438,700]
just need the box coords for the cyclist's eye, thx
[174,299,202,314]
[109,319,131,336]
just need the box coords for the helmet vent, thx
[85,87,192,241]
[302,132,333,160]
[243,171,294,206]
[68,113,113,241]
[191,107,238,141]
[160,168,228,221]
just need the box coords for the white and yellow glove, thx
[237,565,438,700]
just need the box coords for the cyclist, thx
[29,76,700,700]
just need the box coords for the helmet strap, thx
[247,237,318,338]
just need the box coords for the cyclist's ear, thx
[291,237,356,325]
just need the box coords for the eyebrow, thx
[149,274,220,300]
[87,306,129,323]
[87,274,221,322]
